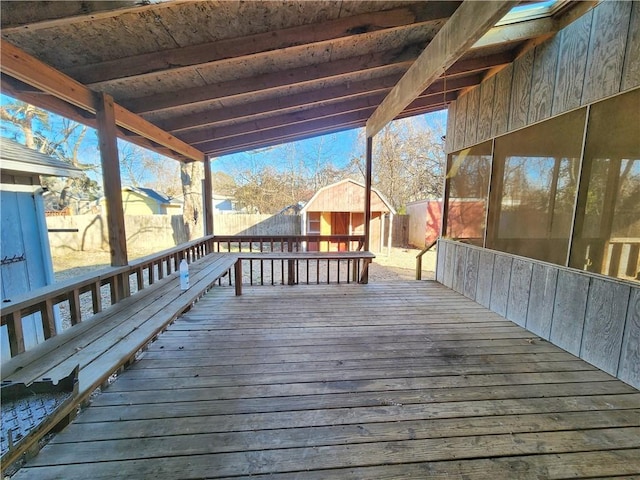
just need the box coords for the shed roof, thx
[0,137,83,177]
[0,1,585,161]
[123,186,181,205]
[302,179,396,215]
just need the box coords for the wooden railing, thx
[211,235,365,254]
[0,235,217,358]
[213,235,367,288]
[1,235,368,360]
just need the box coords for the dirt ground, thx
[52,246,437,282]
[370,246,436,281]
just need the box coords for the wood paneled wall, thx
[446,1,639,153]
[436,239,640,390]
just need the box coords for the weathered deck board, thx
[14,281,640,479]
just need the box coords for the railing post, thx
[7,311,25,356]
[69,289,82,326]
[91,281,102,314]
[234,259,243,296]
[287,238,295,285]
[42,299,57,339]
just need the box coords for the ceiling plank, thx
[0,1,137,30]
[68,3,459,85]
[0,39,204,162]
[366,1,515,137]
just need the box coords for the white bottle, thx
[179,259,190,290]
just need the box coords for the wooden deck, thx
[14,281,640,479]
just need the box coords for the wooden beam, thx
[67,4,459,85]
[366,1,514,137]
[183,96,387,145]
[446,51,516,76]
[158,73,404,133]
[166,73,480,136]
[203,156,214,236]
[200,93,454,157]
[206,101,449,158]
[95,92,128,267]
[1,75,192,162]
[363,135,373,284]
[183,78,476,145]
[124,45,423,114]
[125,43,512,118]
[0,39,204,162]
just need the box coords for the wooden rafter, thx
[366,1,515,137]
[197,92,456,157]
[157,56,500,134]
[124,45,424,114]
[203,101,451,159]
[0,39,204,162]
[179,75,479,145]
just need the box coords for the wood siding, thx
[437,239,640,390]
[304,180,390,213]
[447,2,639,153]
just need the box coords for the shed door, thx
[1,190,53,362]
[332,212,350,251]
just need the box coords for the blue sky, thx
[1,92,447,187]
[212,110,447,175]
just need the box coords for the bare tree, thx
[352,116,446,212]
[180,161,204,240]
[1,100,101,206]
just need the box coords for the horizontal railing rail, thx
[213,235,368,289]
[233,251,374,294]
[1,235,217,358]
[212,235,365,254]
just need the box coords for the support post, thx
[95,91,128,267]
[388,213,393,256]
[362,136,373,284]
[364,136,373,252]
[380,212,385,254]
[203,156,214,237]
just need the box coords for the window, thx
[445,88,640,282]
[569,88,640,281]
[444,140,492,246]
[486,108,585,264]
[307,212,321,234]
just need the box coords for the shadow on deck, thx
[13,281,640,479]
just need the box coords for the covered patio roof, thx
[0,0,593,161]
